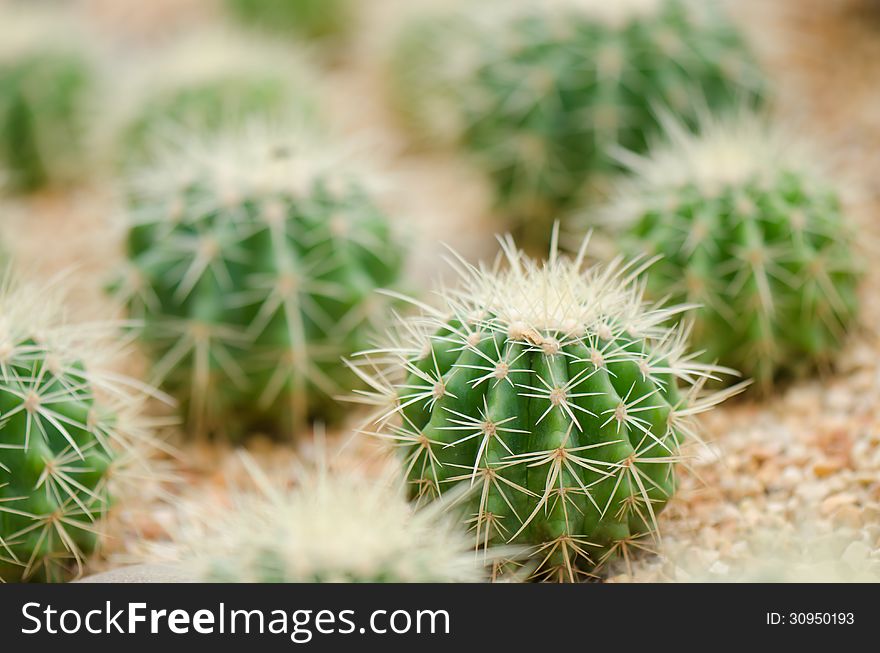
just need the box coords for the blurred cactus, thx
[224,0,353,40]
[115,122,405,439]
[0,276,159,582]
[354,227,740,580]
[603,113,860,388]
[389,0,763,240]
[0,6,94,193]
[145,454,486,582]
[114,31,316,166]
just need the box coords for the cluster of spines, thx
[143,452,486,583]
[353,228,740,580]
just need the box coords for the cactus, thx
[115,31,315,166]
[602,113,861,388]
[146,454,486,582]
[0,276,157,582]
[116,122,405,439]
[389,0,763,238]
[0,7,94,192]
[353,227,739,581]
[224,0,353,40]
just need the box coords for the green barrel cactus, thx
[224,0,353,40]
[0,8,93,192]
[354,227,739,581]
[116,122,405,439]
[389,0,763,238]
[115,31,316,166]
[0,277,154,582]
[148,456,485,582]
[603,113,861,388]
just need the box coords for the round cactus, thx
[602,113,861,388]
[146,454,485,582]
[0,276,156,582]
[224,0,353,40]
[115,122,405,439]
[114,31,316,166]
[354,227,739,581]
[389,0,763,237]
[0,7,94,192]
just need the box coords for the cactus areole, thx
[356,228,737,580]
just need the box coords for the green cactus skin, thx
[355,229,737,581]
[224,0,352,40]
[0,50,91,192]
[118,125,404,440]
[0,280,148,583]
[606,115,861,389]
[155,458,486,583]
[390,0,763,240]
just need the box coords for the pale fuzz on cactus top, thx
[602,112,861,387]
[0,273,166,582]
[142,452,486,583]
[352,228,742,580]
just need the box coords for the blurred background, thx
[1,0,879,583]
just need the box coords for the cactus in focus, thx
[115,31,315,165]
[353,227,739,581]
[0,7,94,192]
[224,0,353,40]
[147,454,485,582]
[0,276,156,582]
[603,113,860,388]
[389,0,763,238]
[115,122,405,439]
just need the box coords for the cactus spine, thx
[354,227,738,580]
[603,113,861,387]
[0,276,156,582]
[117,123,404,439]
[147,455,485,582]
[390,0,763,236]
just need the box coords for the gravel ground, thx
[3,0,879,582]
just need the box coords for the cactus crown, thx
[0,275,156,582]
[603,112,861,387]
[354,228,739,580]
[117,122,404,439]
[0,5,94,192]
[390,0,763,234]
[147,454,485,583]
